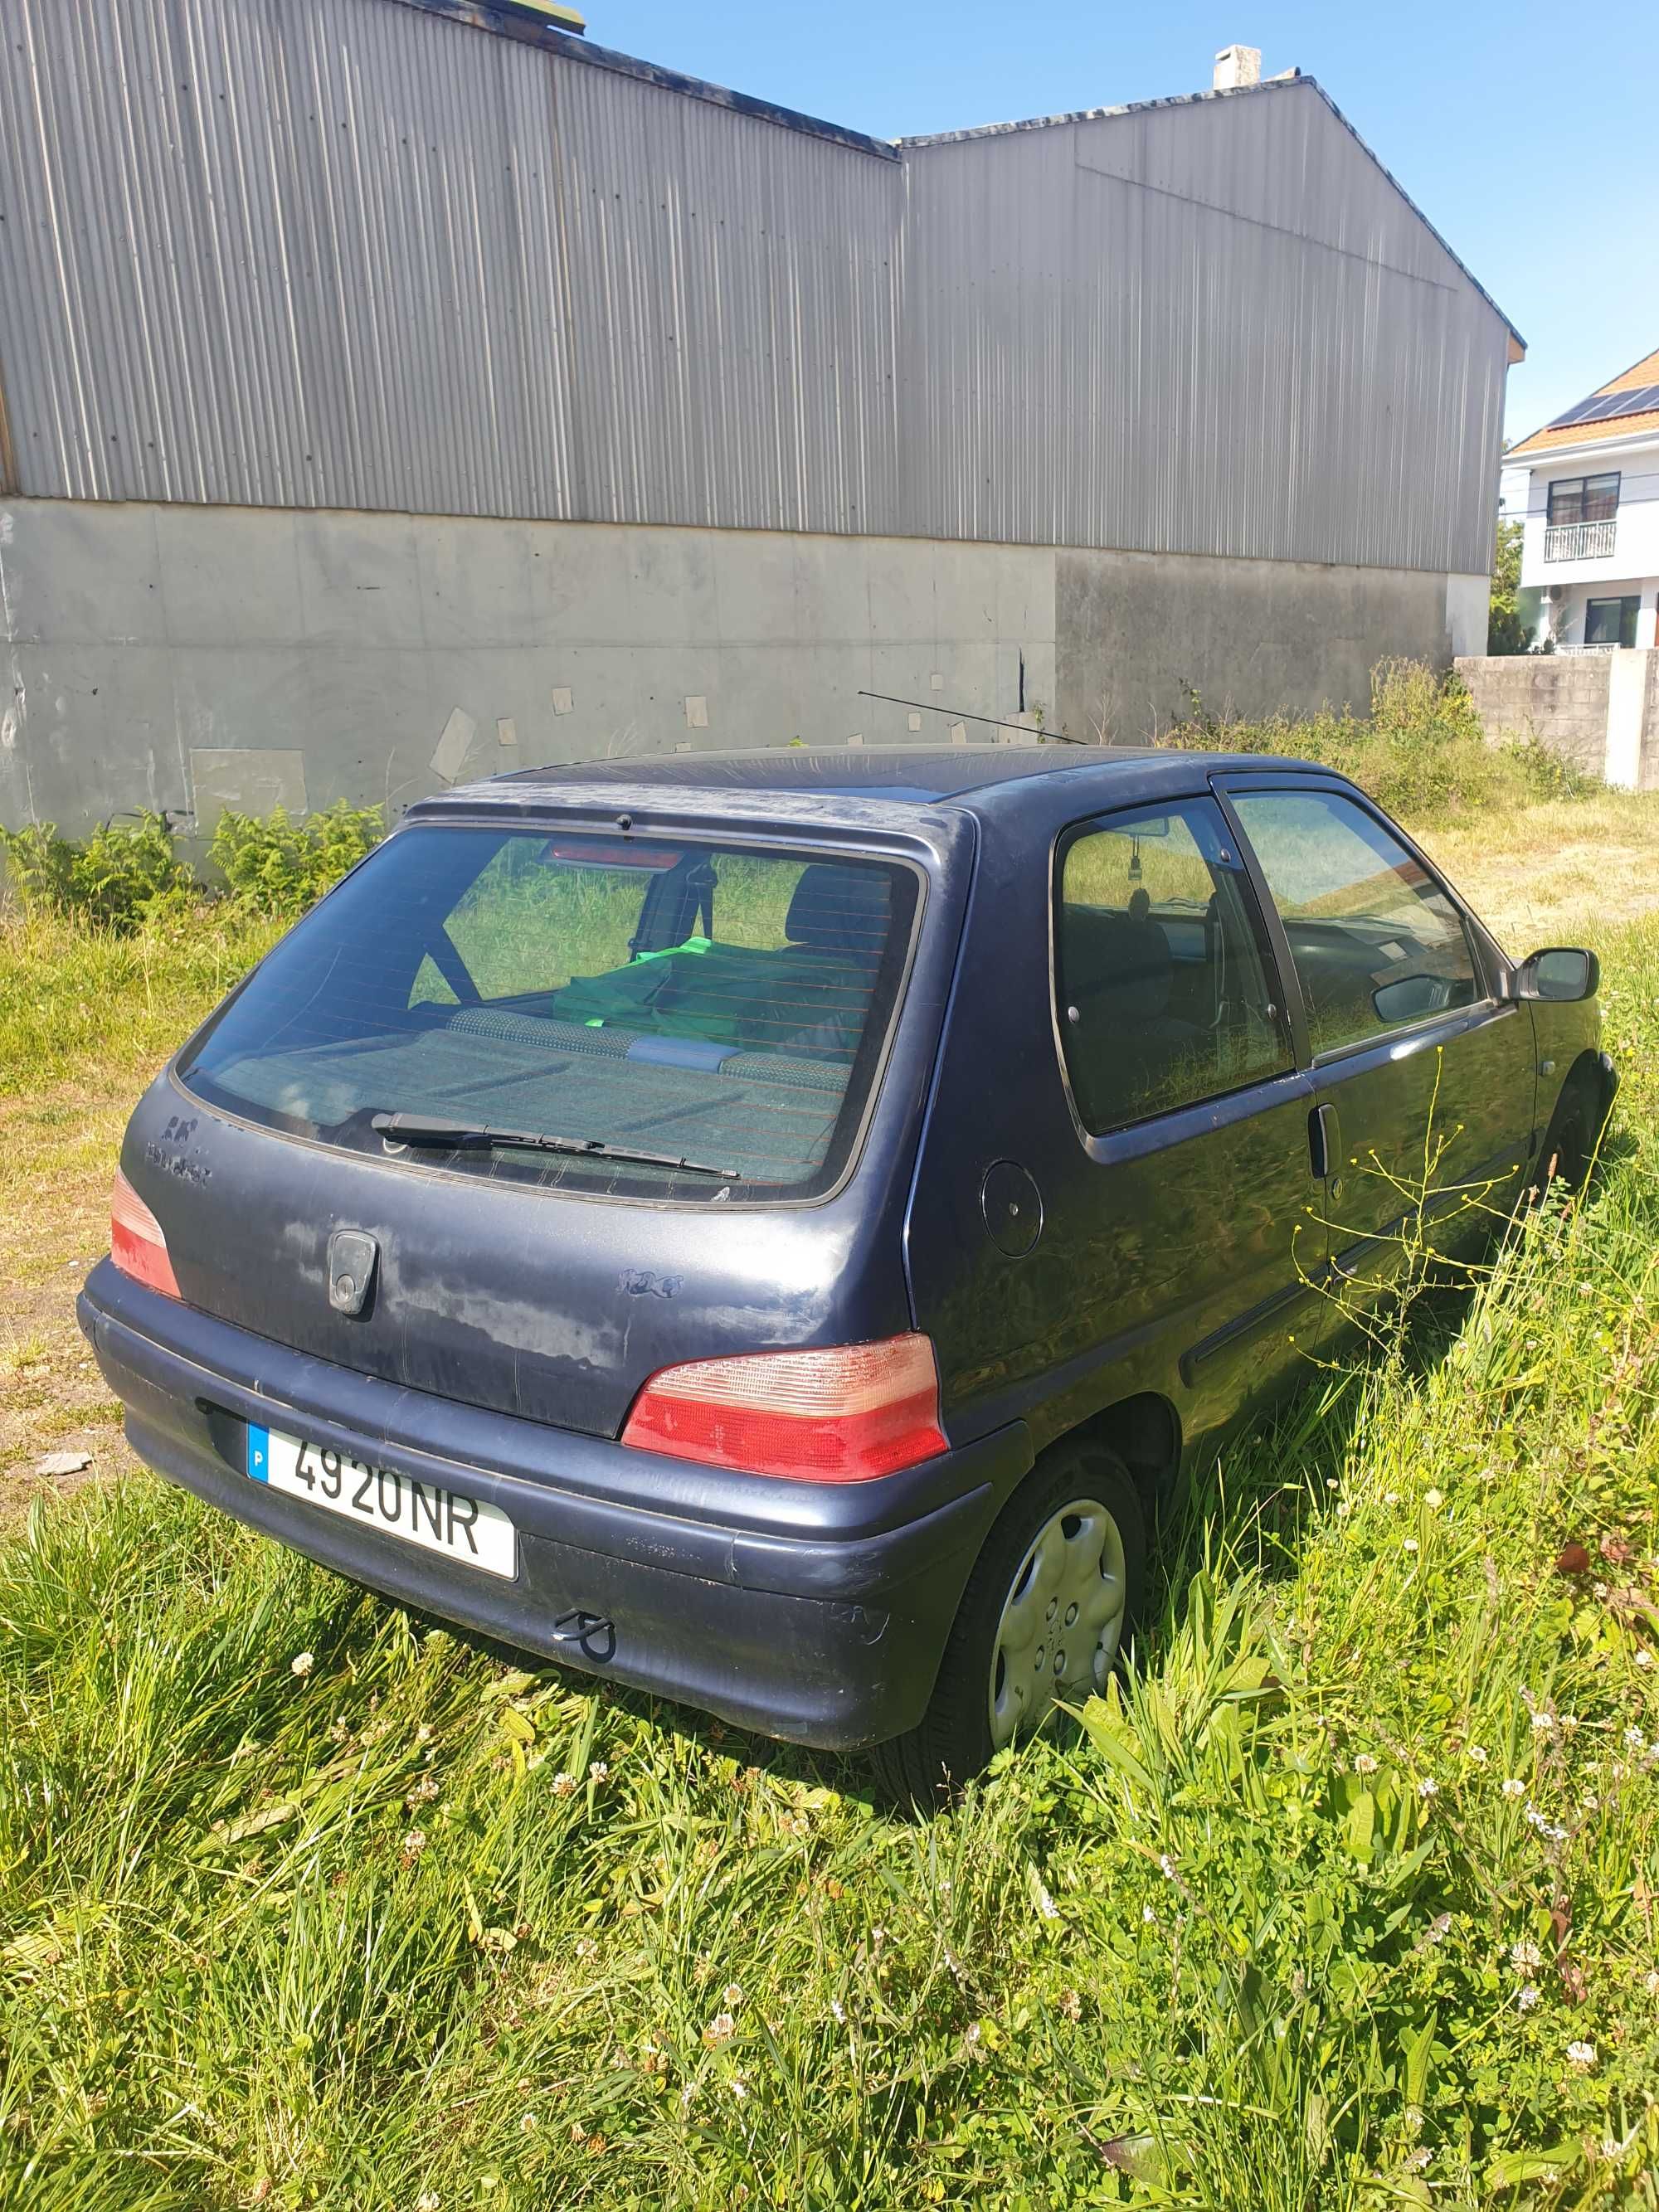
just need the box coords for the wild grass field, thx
[2,769,1658,2208]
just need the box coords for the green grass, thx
[0,906,283,1101]
[2,858,1659,2206]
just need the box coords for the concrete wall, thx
[1456,649,1659,789]
[0,496,1492,835]
[0,498,1055,835]
[1057,551,1489,741]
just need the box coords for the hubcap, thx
[987,1495,1127,1749]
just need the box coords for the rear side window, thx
[1229,790,1478,1056]
[179,827,918,1202]
[1055,798,1290,1133]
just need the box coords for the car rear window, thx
[178,826,920,1202]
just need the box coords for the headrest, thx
[1073,907,1173,1024]
[784,864,890,955]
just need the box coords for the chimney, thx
[1213,44,1261,90]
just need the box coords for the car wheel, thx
[872,1441,1146,1807]
[1533,1069,1605,1201]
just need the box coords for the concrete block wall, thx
[1454,651,1659,789]
[1,495,1491,837]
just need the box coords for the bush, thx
[1163,658,1582,819]
[0,810,192,932]
[208,800,384,918]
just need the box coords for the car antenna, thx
[855,690,1091,745]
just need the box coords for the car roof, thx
[480,743,1326,807]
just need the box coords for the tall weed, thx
[1165,659,1581,819]
[208,800,383,916]
[0,812,191,932]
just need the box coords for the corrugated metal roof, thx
[0,0,1514,576]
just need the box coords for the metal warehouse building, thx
[0,0,1522,834]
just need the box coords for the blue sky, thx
[586,0,1652,447]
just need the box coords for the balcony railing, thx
[1543,518,1617,562]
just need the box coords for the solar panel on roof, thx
[1546,382,1659,430]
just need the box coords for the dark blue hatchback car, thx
[80,746,1612,1793]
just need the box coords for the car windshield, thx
[178,825,919,1202]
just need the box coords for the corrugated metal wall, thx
[0,0,1507,573]
[898,95,1509,573]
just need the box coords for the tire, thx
[872,1439,1147,1808]
[1532,1068,1606,1202]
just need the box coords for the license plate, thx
[246,1425,517,1579]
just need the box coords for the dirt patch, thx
[0,1091,142,1529]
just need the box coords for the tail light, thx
[620,1332,947,1483]
[110,1169,182,1299]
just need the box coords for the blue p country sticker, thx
[248,1425,270,1482]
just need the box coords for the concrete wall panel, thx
[0,497,1059,833]
[1057,548,1460,741]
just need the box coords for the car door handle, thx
[1308,1102,1340,1182]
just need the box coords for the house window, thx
[1547,473,1620,525]
[1584,596,1638,649]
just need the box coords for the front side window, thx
[1546,473,1619,525]
[1055,798,1290,1134]
[1584,595,1639,649]
[1229,790,1478,1057]
[179,827,918,1201]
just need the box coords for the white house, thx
[1509,347,1659,652]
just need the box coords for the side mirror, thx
[1512,947,1599,1003]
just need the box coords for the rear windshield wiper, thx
[371,1112,742,1179]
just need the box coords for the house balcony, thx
[1543,518,1617,562]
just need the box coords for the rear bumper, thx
[78,1262,1031,1750]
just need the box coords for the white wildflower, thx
[1501,1777,1525,1799]
[1417,1777,1438,1800]
[1034,1884,1059,1923]
[1403,1537,1419,1554]
[1565,2039,1597,2072]
[1510,1939,1542,1973]
[1623,1725,1647,1751]
[728,2075,748,2102]
[722,1981,743,2008]
[1636,1650,1654,1670]
[588,1761,609,1783]
[1355,1753,1379,1775]
[1517,1983,1540,2011]
[1424,1488,1444,1510]
[703,2012,736,2048]
[551,1772,577,1798]
[1141,1904,1156,1924]
[830,1998,846,2025]
[1531,1711,1556,1733]
[289,1650,315,1679]
[1466,1744,1489,1765]
[1158,1853,1177,1880]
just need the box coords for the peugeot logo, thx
[327,1228,379,1316]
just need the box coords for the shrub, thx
[209,800,384,918]
[1162,658,1583,819]
[0,810,192,932]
